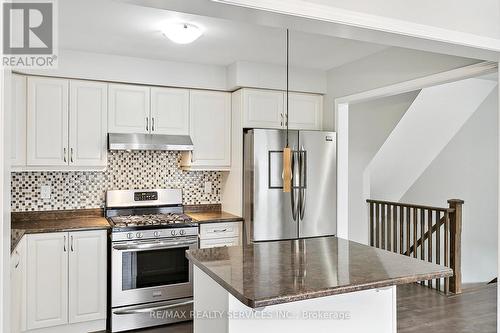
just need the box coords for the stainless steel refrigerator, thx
[243,129,337,242]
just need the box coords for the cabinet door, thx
[69,80,108,166]
[287,92,323,130]
[11,237,26,333]
[189,90,231,167]
[11,74,27,167]
[242,89,284,129]
[68,230,107,323]
[151,87,189,135]
[108,83,150,134]
[199,237,240,249]
[27,77,69,166]
[26,233,68,330]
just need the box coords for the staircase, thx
[365,78,497,202]
[367,198,464,294]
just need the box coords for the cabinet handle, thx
[280,113,283,127]
[152,117,155,132]
[70,235,74,252]
[213,229,227,233]
[285,113,288,127]
[70,148,74,163]
[63,235,66,252]
[14,250,20,268]
[63,148,67,163]
[146,117,149,131]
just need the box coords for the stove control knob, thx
[136,232,143,238]
[127,233,133,239]
[171,230,177,236]
[153,231,160,237]
[179,229,186,235]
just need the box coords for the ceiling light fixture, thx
[161,23,203,44]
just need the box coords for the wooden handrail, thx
[367,199,463,294]
[366,199,449,212]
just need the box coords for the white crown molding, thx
[212,0,500,53]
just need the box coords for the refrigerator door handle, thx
[290,151,299,221]
[299,148,306,220]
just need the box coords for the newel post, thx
[448,199,464,294]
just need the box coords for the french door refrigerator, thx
[243,129,337,242]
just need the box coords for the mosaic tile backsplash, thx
[11,151,222,212]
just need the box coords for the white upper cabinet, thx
[108,83,150,134]
[69,80,108,167]
[11,74,26,167]
[237,88,323,130]
[242,88,284,129]
[151,87,190,135]
[24,76,108,169]
[68,230,107,324]
[287,92,323,130]
[27,77,69,166]
[26,233,68,330]
[185,90,231,169]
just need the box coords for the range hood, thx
[108,133,194,151]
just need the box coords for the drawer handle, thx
[213,229,227,233]
[14,250,20,268]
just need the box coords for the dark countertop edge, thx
[11,229,25,253]
[186,210,243,224]
[12,208,104,222]
[11,224,111,253]
[194,217,244,224]
[186,252,453,308]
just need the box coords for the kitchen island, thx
[186,236,452,333]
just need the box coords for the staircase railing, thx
[366,199,463,294]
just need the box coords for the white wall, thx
[304,0,500,39]
[1,69,12,333]
[325,47,478,130]
[401,89,499,283]
[348,91,418,243]
[19,50,327,94]
[369,78,497,201]
[226,61,327,93]
[19,49,228,90]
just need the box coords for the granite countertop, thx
[184,204,243,223]
[11,209,110,253]
[186,211,243,223]
[186,236,453,308]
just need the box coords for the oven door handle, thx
[113,300,194,315]
[112,239,198,251]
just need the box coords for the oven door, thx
[111,236,198,307]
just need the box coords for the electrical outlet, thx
[40,185,51,199]
[204,181,212,194]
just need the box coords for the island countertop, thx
[186,236,453,308]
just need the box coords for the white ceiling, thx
[59,0,388,71]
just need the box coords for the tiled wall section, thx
[11,151,221,212]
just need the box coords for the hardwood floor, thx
[398,283,497,333]
[106,283,497,333]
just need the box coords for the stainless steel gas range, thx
[106,189,197,332]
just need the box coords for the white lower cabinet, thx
[199,221,242,249]
[68,231,107,324]
[200,237,240,249]
[18,230,107,332]
[11,237,27,333]
[26,233,68,330]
